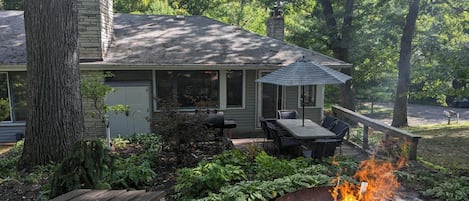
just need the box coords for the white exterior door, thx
[105,85,151,136]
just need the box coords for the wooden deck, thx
[50,189,166,201]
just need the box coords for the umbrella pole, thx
[302,86,305,127]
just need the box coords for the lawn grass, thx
[405,122,469,172]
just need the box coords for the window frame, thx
[154,70,221,111]
[0,72,13,123]
[298,85,317,108]
[152,69,246,111]
[225,70,245,110]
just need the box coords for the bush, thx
[197,173,331,201]
[173,150,335,200]
[110,154,156,188]
[151,99,218,166]
[127,133,163,167]
[174,162,247,200]
[49,140,113,198]
[0,141,24,181]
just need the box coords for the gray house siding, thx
[0,124,25,143]
[223,70,257,134]
[284,86,323,123]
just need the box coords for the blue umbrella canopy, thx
[256,59,351,126]
[256,60,351,86]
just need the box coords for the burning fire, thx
[331,156,407,201]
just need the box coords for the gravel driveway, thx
[375,103,469,126]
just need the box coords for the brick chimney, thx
[266,6,284,41]
[78,0,113,61]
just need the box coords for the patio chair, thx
[267,121,300,155]
[259,117,272,139]
[277,110,298,119]
[329,120,350,153]
[320,116,338,130]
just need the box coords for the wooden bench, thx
[50,189,166,201]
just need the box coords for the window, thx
[10,72,27,121]
[0,73,11,121]
[0,72,27,122]
[156,71,219,109]
[226,70,243,108]
[300,85,316,107]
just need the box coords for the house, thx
[0,0,351,141]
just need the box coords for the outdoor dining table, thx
[276,119,336,140]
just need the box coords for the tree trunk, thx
[391,0,420,127]
[319,0,356,111]
[21,0,83,170]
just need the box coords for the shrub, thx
[212,149,248,167]
[0,141,24,181]
[174,162,247,200]
[110,154,156,188]
[422,177,469,201]
[151,99,218,166]
[254,151,311,181]
[196,173,331,201]
[49,140,113,198]
[173,150,335,200]
[127,133,163,167]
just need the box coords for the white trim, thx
[297,85,319,108]
[257,70,282,120]
[317,85,325,108]
[0,122,25,127]
[78,63,283,71]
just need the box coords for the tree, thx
[20,0,83,169]
[391,0,420,127]
[317,0,356,111]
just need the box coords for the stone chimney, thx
[78,0,113,61]
[266,6,284,41]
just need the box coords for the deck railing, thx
[331,105,421,160]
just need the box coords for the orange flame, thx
[332,156,407,201]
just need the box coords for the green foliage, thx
[0,98,10,121]
[173,150,337,200]
[174,162,247,200]
[254,151,309,180]
[212,149,248,167]
[49,140,113,198]
[110,154,156,188]
[81,72,129,127]
[422,177,469,201]
[151,99,217,166]
[3,0,23,10]
[0,141,23,181]
[196,173,330,201]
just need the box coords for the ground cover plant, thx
[172,148,360,201]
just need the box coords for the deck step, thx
[50,189,166,201]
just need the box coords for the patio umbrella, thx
[256,59,351,126]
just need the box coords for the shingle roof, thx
[0,11,351,68]
[0,11,26,65]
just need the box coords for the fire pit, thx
[277,186,335,201]
[278,156,409,201]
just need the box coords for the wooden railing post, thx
[362,125,369,150]
[409,137,419,160]
[331,105,421,160]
